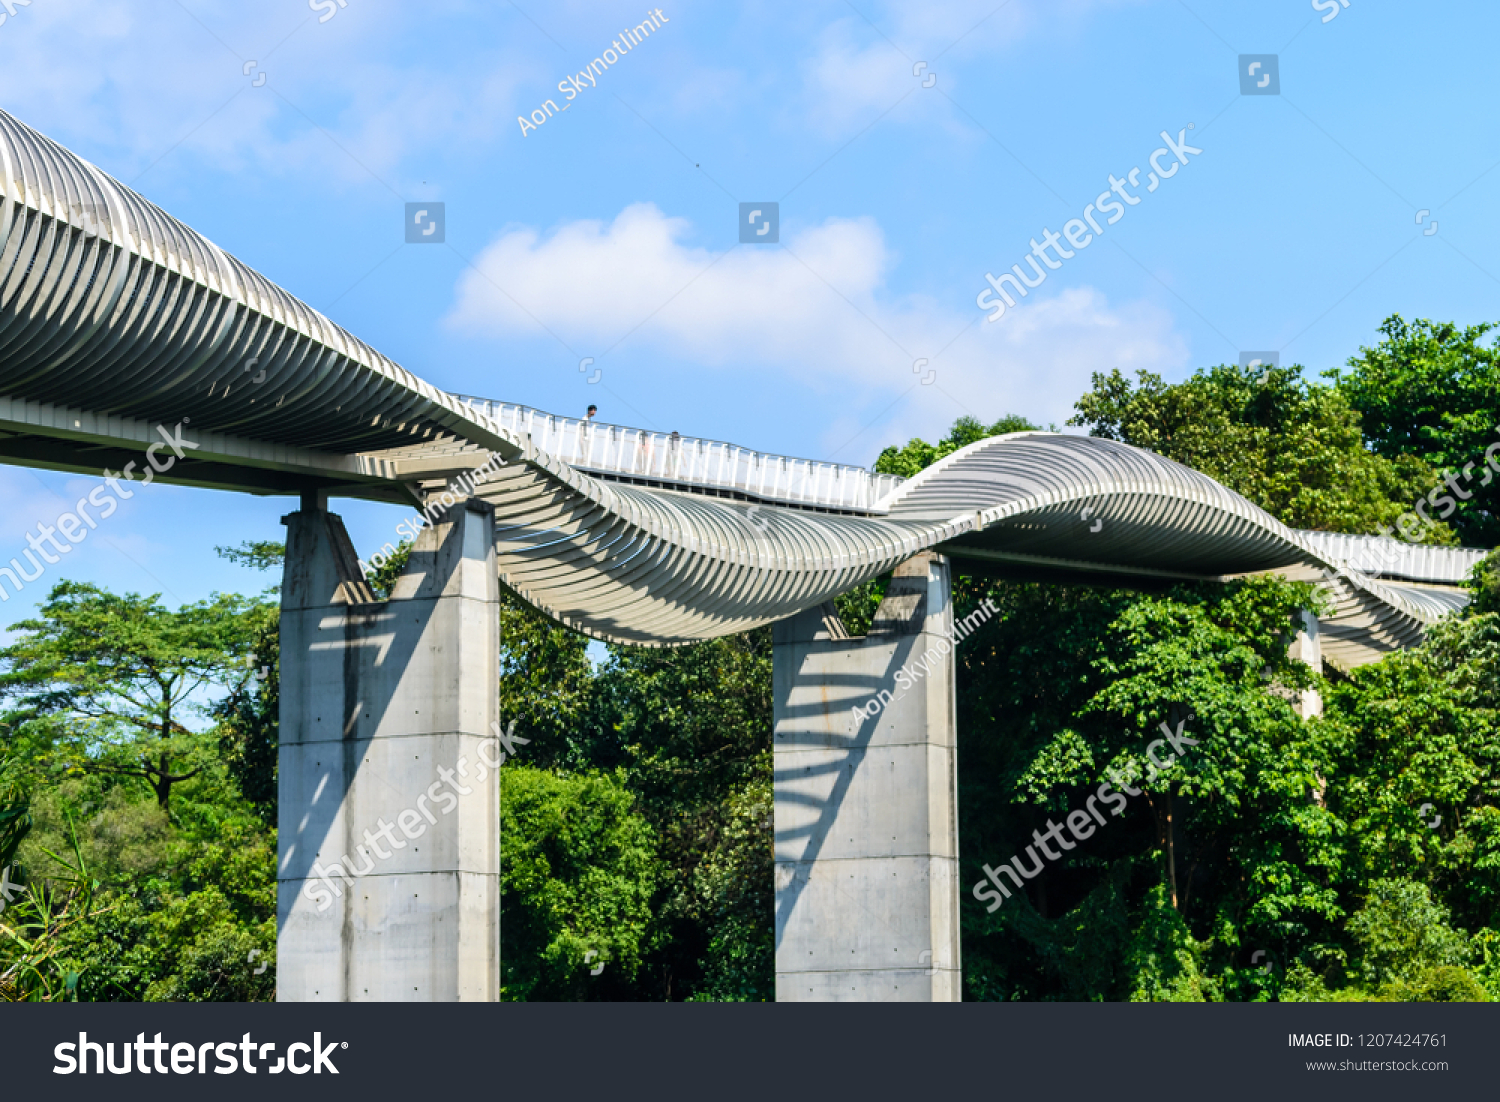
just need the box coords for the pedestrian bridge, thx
[0,107,1486,1002]
[450,395,902,513]
[0,101,1479,659]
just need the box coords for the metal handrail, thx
[452,394,902,512]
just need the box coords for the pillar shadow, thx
[274,503,476,935]
[772,570,935,951]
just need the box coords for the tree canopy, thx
[1069,361,1450,540]
[0,583,259,809]
[1,316,1497,1002]
[1333,315,1500,545]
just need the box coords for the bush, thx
[1347,879,1471,988]
[500,765,656,1000]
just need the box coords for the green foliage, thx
[588,631,774,1000]
[1323,613,1500,932]
[1334,315,1500,545]
[209,544,280,822]
[1345,878,1471,988]
[1125,884,1221,1002]
[955,564,1500,1002]
[11,774,277,1001]
[1069,364,1449,539]
[957,572,1337,1001]
[1475,927,1500,999]
[0,769,29,873]
[139,909,275,1002]
[1468,548,1500,616]
[367,540,410,600]
[875,414,1046,478]
[214,540,285,574]
[213,601,279,822]
[0,582,258,809]
[680,777,773,1001]
[0,578,276,1001]
[1284,882,1490,1002]
[0,796,110,1002]
[1374,965,1490,1002]
[500,765,656,1001]
[833,576,887,637]
[500,587,594,769]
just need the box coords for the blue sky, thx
[0,0,1497,619]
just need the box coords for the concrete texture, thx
[1293,608,1323,719]
[773,552,961,1001]
[276,492,500,1001]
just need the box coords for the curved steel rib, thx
[0,108,1479,659]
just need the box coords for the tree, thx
[1335,315,1500,545]
[212,601,279,823]
[210,543,283,823]
[0,765,27,875]
[1468,548,1500,616]
[1322,612,1500,935]
[1069,363,1449,539]
[1345,878,1472,989]
[214,541,285,573]
[0,582,256,809]
[500,587,595,771]
[500,765,657,1001]
[588,630,775,1000]
[958,572,1336,1002]
[19,787,279,1002]
[876,414,1045,478]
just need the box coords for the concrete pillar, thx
[773,552,961,1001]
[1291,607,1327,807]
[276,493,500,1001]
[1293,608,1323,719]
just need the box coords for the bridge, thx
[0,107,1485,1000]
[450,394,904,512]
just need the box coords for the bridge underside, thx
[0,103,1483,662]
[0,390,1476,670]
[4,105,1490,1008]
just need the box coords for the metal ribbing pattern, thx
[1296,530,1489,585]
[459,428,1472,655]
[885,432,1299,575]
[0,108,517,459]
[0,109,1476,657]
[472,460,957,644]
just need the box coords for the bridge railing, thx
[452,395,902,512]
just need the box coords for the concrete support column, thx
[773,552,961,1001]
[276,492,500,1001]
[1293,608,1323,719]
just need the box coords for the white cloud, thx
[0,0,532,191]
[445,202,1189,445]
[796,0,1140,132]
[800,20,915,134]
